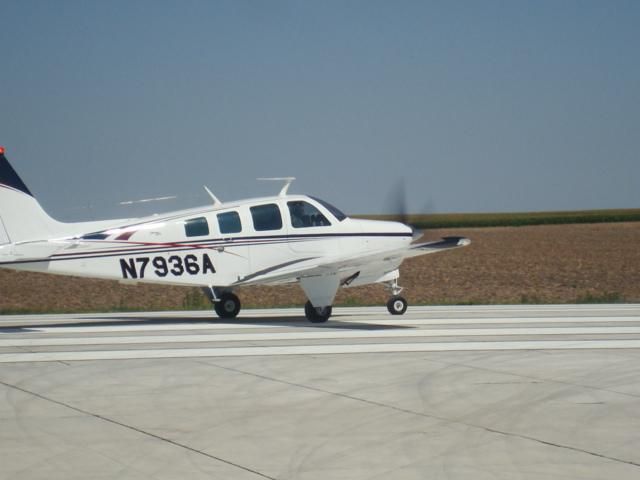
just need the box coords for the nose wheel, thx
[387,295,408,315]
[385,277,408,315]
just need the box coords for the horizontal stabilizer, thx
[0,241,64,262]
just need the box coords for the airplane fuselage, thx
[2,195,412,289]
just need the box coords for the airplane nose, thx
[397,221,413,234]
[394,220,421,242]
[393,221,417,242]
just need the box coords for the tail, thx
[0,146,65,243]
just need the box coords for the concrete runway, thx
[1,304,640,479]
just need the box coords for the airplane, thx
[0,146,470,322]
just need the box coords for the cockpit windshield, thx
[309,196,347,221]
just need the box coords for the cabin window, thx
[217,211,242,234]
[288,201,331,228]
[309,196,347,221]
[184,217,209,237]
[250,204,283,231]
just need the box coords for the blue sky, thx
[1,0,638,221]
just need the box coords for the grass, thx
[575,291,623,304]
[182,289,211,310]
[357,208,640,229]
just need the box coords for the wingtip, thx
[442,236,471,247]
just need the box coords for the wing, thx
[233,236,470,287]
[404,236,471,258]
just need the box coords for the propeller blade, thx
[386,178,437,242]
[388,178,409,225]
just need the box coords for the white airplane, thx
[0,147,470,322]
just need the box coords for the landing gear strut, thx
[385,278,408,315]
[304,301,332,323]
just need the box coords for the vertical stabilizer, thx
[0,147,65,242]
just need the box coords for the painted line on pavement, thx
[3,316,639,336]
[3,326,640,347]
[0,322,285,335]
[2,339,640,363]
[342,316,640,326]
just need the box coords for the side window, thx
[217,211,242,234]
[288,201,331,228]
[309,196,347,221]
[250,204,283,231]
[184,217,209,237]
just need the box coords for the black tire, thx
[387,295,408,315]
[214,292,241,319]
[304,300,332,323]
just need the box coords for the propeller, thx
[388,178,409,226]
[387,178,434,242]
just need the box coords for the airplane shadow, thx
[0,315,414,333]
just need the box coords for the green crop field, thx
[357,208,640,229]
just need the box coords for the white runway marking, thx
[0,322,284,334]
[1,305,639,363]
[2,326,640,347]
[341,316,640,326]
[2,340,640,363]
[3,315,637,336]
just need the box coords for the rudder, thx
[0,146,64,242]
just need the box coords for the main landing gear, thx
[204,288,242,319]
[304,301,332,323]
[215,292,241,319]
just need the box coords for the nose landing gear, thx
[387,295,408,315]
[385,278,408,315]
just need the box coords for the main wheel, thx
[387,295,408,315]
[304,301,332,323]
[214,292,241,319]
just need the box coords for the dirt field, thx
[1,222,639,314]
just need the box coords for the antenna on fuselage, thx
[257,177,296,196]
[203,186,223,206]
